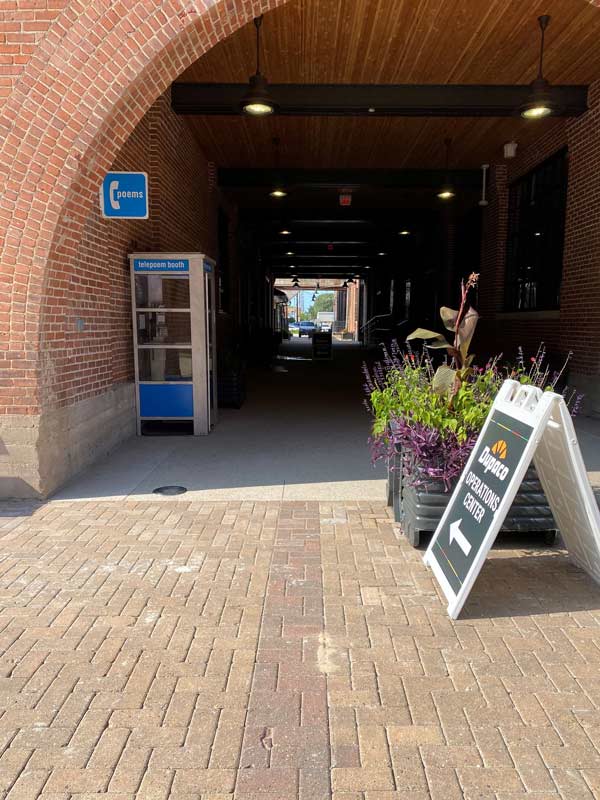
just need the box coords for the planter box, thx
[217,370,246,409]
[392,451,557,547]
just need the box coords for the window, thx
[505,149,568,311]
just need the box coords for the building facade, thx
[2,1,600,498]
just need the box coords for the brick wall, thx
[478,81,600,413]
[0,2,69,99]
[38,89,217,410]
[560,81,600,385]
[0,0,282,424]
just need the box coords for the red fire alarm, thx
[327,243,334,252]
[339,192,352,207]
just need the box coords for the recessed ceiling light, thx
[270,188,287,198]
[399,230,410,236]
[286,251,294,256]
[437,188,455,200]
[280,229,291,235]
[534,231,542,236]
[378,252,386,256]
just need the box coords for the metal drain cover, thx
[153,485,187,496]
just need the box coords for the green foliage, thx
[369,359,502,443]
[303,292,334,320]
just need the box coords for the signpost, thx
[424,379,600,619]
[100,172,148,219]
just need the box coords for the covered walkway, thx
[53,339,385,502]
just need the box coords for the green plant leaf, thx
[406,328,452,351]
[406,327,449,344]
[457,307,479,356]
[432,365,456,395]
[440,306,459,332]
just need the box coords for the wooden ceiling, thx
[176,0,600,169]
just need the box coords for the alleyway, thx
[1,499,600,798]
[53,340,385,502]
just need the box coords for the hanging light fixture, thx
[437,137,455,200]
[240,16,276,117]
[520,16,557,120]
[269,137,288,198]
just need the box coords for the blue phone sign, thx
[100,172,149,219]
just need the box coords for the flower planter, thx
[395,459,557,548]
[386,445,401,507]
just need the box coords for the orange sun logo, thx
[491,439,508,460]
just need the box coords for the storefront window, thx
[505,149,568,311]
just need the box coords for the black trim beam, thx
[219,168,481,189]
[173,82,588,117]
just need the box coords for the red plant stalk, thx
[452,272,479,368]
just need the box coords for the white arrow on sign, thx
[449,519,472,556]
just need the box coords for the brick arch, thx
[0,0,288,415]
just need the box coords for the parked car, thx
[288,321,300,336]
[298,321,316,337]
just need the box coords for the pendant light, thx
[437,137,455,200]
[520,16,557,119]
[241,16,276,117]
[269,137,288,198]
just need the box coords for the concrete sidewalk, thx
[52,339,386,503]
[0,498,600,799]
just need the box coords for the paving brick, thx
[0,498,599,800]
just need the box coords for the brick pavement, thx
[0,500,600,799]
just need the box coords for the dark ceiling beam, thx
[266,240,370,245]
[173,82,588,117]
[220,168,481,189]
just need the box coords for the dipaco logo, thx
[491,439,508,459]
[478,440,509,480]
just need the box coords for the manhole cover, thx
[153,485,187,496]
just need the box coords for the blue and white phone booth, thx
[129,253,218,435]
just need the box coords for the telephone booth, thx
[129,252,217,435]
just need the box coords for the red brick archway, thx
[2,0,600,498]
[0,0,288,418]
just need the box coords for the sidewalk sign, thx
[312,331,333,360]
[423,379,600,619]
